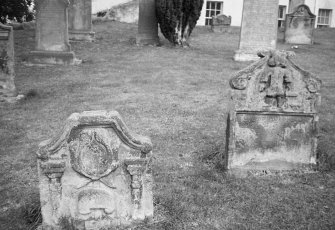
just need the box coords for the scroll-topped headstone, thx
[37,111,153,229]
[226,50,322,173]
[211,14,231,33]
[0,24,17,102]
[68,0,95,41]
[29,0,78,65]
[285,5,316,44]
[234,0,279,61]
[136,0,159,46]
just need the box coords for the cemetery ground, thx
[0,21,335,229]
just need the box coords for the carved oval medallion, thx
[69,131,118,180]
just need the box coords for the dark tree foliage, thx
[0,0,34,24]
[156,0,204,46]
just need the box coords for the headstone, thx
[234,0,279,61]
[285,5,316,44]
[136,0,159,46]
[288,0,305,13]
[226,50,321,173]
[0,24,18,103]
[211,14,232,33]
[68,0,95,41]
[28,0,78,65]
[37,111,154,229]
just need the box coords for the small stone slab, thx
[285,5,316,44]
[211,14,231,33]
[37,111,153,230]
[226,50,322,173]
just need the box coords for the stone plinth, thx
[211,14,232,33]
[68,0,95,41]
[0,24,19,103]
[234,0,279,61]
[285,5,315,44]
[136,0,159,46]
[28,0,77,65]
[226,50,322,173]
[37,111,153,230]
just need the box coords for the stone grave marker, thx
[136,0,159,45]
[0,23,18,103]
[226,50,321,173]
[68,0,95,41]
[211,14,232,33]
[37,111,153,229]
[234,0,279,61]
[285,5,316,44]
[29,0,78,65]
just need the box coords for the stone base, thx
[136,33,159,46]
[285,37,313,45]
[69,30,95,42]
[27,51,80,65]
[233,50,261,62]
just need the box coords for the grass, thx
[0,22,334,229]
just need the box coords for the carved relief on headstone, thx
[226,50,321,172]
[136,0,159,46]
[288,0,305,13]
[68,0,95,41]
[28,0,78,65]
[234,0,279,61]
[211,14,232,33]
[0,23,18,103]
[285,5,316,44]
[37,111,153,229]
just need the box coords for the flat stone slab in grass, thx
[37,111,153,229]
[226,50,322,173]
[285,5,316,45]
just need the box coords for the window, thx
[317,9,332,28]
[205,1,223,26]
[278,5,286,28]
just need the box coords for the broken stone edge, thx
[37,110,153,160]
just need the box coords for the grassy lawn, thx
[0,21,334,229]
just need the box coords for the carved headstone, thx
[37,111,153,229]
[136,0,159,46]
[68,0,95,41]
[234,0,279,61]
[28,0,78,65]
[285,5,316,44]
[0,24,17,102]
[211,14,232,33]
[226,50,321,173]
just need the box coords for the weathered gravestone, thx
[211,14,232,33]
[0,24,18,103]
[226,50,321,173]
[285,5,316,44]
[136,0,159,46]
[68,0,95,41]
[29,0,78,65]
[234,0,279,61]
[37,111,153,229]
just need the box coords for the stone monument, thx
[68,0,95,41]
[285,5,316,44]
[234,0,279,61]
[211,14,232,33]
[226,50,321,173]
[0,23,18,103]
[29,0,78,65]
[37,111,154,229]
[136,0,159,45]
